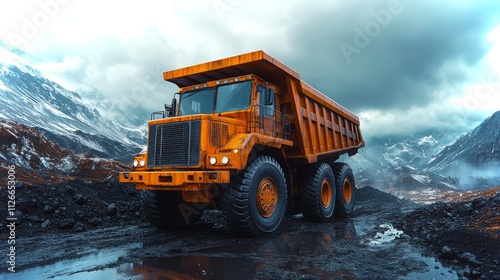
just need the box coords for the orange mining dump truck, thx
[119,50,364,236]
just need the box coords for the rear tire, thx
[298,162,336,222]
[221,156,287,237]
[140,190,202,229]
[331,163,356,217]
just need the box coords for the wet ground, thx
[0,187,461,280]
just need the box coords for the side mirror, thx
[170,97,177,117]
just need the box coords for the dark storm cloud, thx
[278,0,500,112]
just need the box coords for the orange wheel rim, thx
[343,178,352,204]
[256,177,277,218]
[320,178,332,208]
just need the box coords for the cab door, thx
[258,86,278,138]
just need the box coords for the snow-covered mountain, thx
[0,42,147,162]
[426,110,500,189]
[428,110,500,170]
[342,134,459,197]
[345,135,443,176]
[344,111,500,200]
[379,135,442,170]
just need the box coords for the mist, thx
[443,161,500,190]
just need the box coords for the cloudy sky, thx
[1,0,499,140]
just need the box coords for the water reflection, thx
[123,255,359,280]
[128,256,260,279]
[120,220,358,279]
[1,220,358,279]
[198,219,356,256]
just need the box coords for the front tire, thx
[332,163,356,217]
[221,156,287,236]
[140,190,202,229]
[298,162,336,222]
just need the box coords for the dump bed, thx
[164,50,364,164]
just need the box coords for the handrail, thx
[150,111,164,120]
[249,105,290,140]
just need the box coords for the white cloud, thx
[487,24,500,77]
[359,101,489,140]
[451,81,500,113]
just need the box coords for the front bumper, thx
[119,170,231,190]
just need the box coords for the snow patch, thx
[43,102,74,119]
[5,127,18,138]
[366,224,403,246]
[443,182,459,190]
[56,156,75,173]
[0,79,8,91]
[39,157,52,169]
[418,135,438,146]
[410,174,431,184]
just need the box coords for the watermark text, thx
[6,0,70,47]
[6,165,17,273]
[339,0,403,63]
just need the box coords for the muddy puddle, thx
[4,243,142,280]
[1,211,458,279]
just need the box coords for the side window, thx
[259,87,274,116]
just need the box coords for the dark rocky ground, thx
[0,182,499,279]
[396,186,500,280]
[0,180,142,236]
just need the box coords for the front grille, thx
[211,122,229,148]
[148,120,201,167]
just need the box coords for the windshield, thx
[178,81,252,116]
[178,88,215,116]
[215,81,252,113]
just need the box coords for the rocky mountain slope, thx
[344,135,461,202]
[0,120,130,186]
[344,110,500,202]
[0,42,146,162]
[426,111,500,189]
[428,111,500,169]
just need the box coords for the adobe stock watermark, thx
[6,0,70,48]
[212,0,243,20]
[130,64,164,110]
[462,78,500,110]
[339,0,403,63]
[6,165,17,273]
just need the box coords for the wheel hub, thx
[343,178,352,204]
[257,177,277,218]
[321,178,332,208]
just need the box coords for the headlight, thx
[221,156,229,165]
[133,159,139,167]
[139,159,145,167]
[209,157,217,165]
